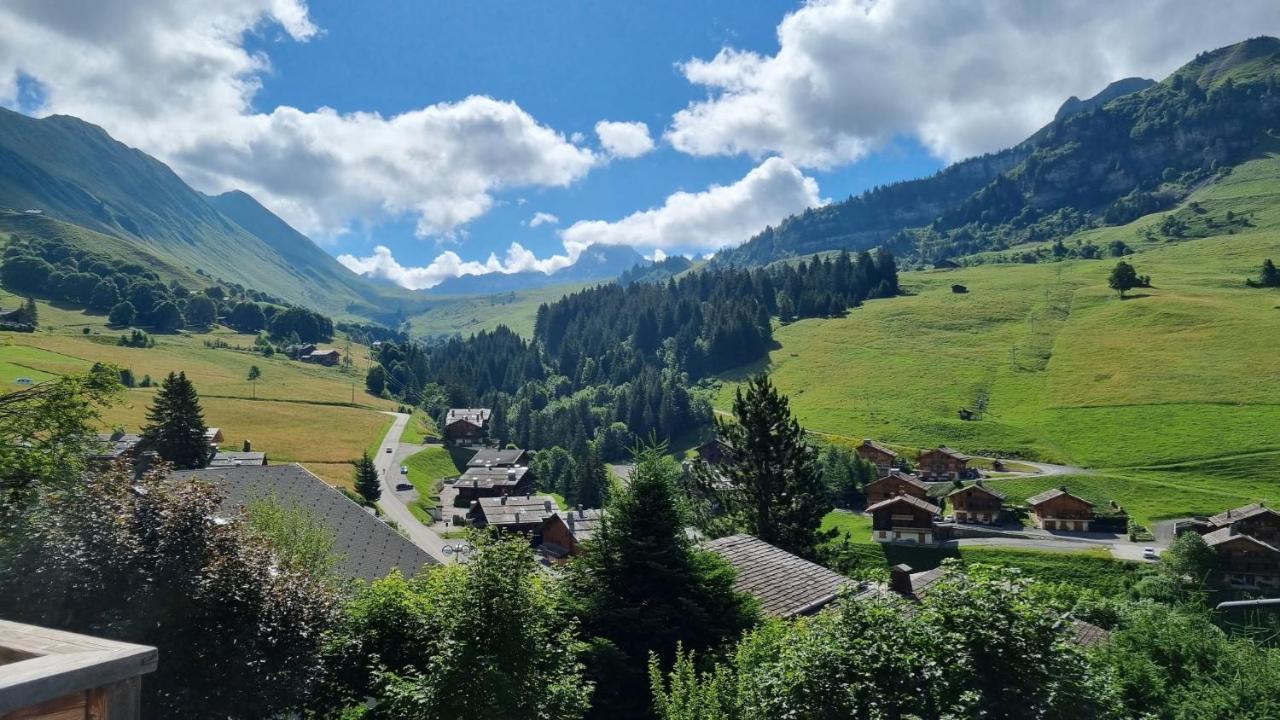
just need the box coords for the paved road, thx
[373,412,451,564]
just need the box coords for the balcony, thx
[0,620,156,720]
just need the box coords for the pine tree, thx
[575,440,607,508]
[352,451,381,504]
[20,297,38,326]
[696,373,834,558]
[1260,259,1280,287]
[141,371,211,469]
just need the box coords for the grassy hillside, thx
[718,152,1280,526]
[406,280,597,338]
[0,289,399,489]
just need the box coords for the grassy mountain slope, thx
[407,280,597,338]
[717,151,1280,526]
[716,37,1280,268]
[0,108,403,318]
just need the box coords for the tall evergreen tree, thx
[140,371,211,469]
[352,451,381,504]
[19,296,38,326]
[696,373,834,558]
[575,440,608,508]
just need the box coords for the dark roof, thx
[1025,487,1094,508]
[173,463,434,580]
[867,470,927,491]
[467,448,530,467]
[555,507,603,542]
[1070,620,1112,648]
[858,439,898,458]
[455,466,529,490]
[1208,503,1278,527]
[474,495,558,527]
[923,445,969,461]
[1202,527,1280,553]
[93,432,142,459]
[865,494,942,515]
[703,534,862,618]
[946,481,1007,500]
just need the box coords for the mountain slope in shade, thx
[0,107,407,318]
[1053,77,1156,121]
[424,244,645,295]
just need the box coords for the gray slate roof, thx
[867,470,927,490]
[703,534,862,618]
[1208,502,1278,527]
[1202,527,1280,553]
[456,465,529,490]
[94,432,141,459]
[208,451,266,467]
[467,448,530,468]
[557,507,603,542]
[1025,487,1093,507]
[446,408,492,425]
[173,463,434,580]
[865,494,942,515]
[475,495,558,527]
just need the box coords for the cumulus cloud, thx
[668,0,1280,166]
[561,156,822,252]
[0,0,597,239]
[527,211,559,227]
[338,242,578,290]
[594,120,655,158]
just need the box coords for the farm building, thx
[540,507,603,559]
[856,438,898,475]
[444,408,491,445]
[702,534,871,618]
[695,437,735,466]
[866,494,942,545]
[305,349,341,366]
[1026,487,1095,532]
[863,469,928,506]
[946,480,1007,525]
[1194,503,1280,589]
[917,446,971,481]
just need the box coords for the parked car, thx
[1142,547,1158,560]
[385,447,393,453]
[395,482,412,492]
[400,465,408,474]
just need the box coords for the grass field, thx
[1,292,400,488]
[402,446,468,523]
[720,152,1280,530]
[406,281,595,338]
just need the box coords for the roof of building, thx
[1025,487,1094,508]
[867,470,927,491]
[865,494,942,515]
[208,451,267,467]
[1208,502,1279,527]
[946,481,1007,500]
[455,465,529,490]
[308,348,340,357]
[858,438,898,458]
[1070,620,1112,648]
[446,408,492,426]
[703,534,864,618]
[554,507,603,542]
[173,463,434,580]
[474,495,558,527]
[93,432,142,459]
[467,448,530,468]
[923,445,969,461]
[204,427,223,443]
[1202,527,1280,554]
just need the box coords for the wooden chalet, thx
[468,495,558,535]
[467,447,532,469]
[703,534,869,618]
[866,494,942,545]
[1206,503,1280,546]
[1199,503,1280,589]
[695,437,735,466]
[203,427,225,445]
[305,348,341,366]
[863,470,928,506]
[444,408,491,445]
[946,480,1006,525]
[917,446,970,481]
[453,465,532,500]
[1026,487,1095,532]
[856,438,898,475]
[540,507,603,559]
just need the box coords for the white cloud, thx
[668,0,1280,166]
[561,156,822,252]
[528,211,559,227]
[338,242,578,290]
[0,1,597,239]
[594,120,655,158]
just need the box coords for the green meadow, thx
[721,153,1280,529]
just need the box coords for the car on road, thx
[1142,547,1158,560]
[385,447,393,453]
[395,482,413,492]
[400,465,408,474]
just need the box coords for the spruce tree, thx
[141,371,211,469]
[1260,258,1280,287]
[353,451,381,504]
[20,297,38,326]
[697,372,834,558]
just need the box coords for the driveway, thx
[373,412,452,564]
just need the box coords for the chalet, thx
[1202,528,1280,590]
[703,534,870,618]
[1026,487,1095,532]
[208,450,267,467]
[1206,503,1280,546]
[867,494,942,545]
[863,470,928,506]
[946,480,1007,525]
[305,349,341,366]
[173,464,434,580]
[695,437,735,466]
[454,466,532,500]
[284,343,317,359]
[468,494,558,534]
[467,447,532,469]
[917,446,971,481]
[204,427,225,445]
[444,408,491,445]
[91,431,143,464]
[856,438,898,475]
[540,507,603,558]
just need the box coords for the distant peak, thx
[1054,77,1155,121]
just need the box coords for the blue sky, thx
[3,1,1277,288]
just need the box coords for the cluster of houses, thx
[1177,503,1280,590]
[91,427,267,468]
[283,343,342,366]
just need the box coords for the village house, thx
[702,534,870,618]
[284,343,317,359]
[91,430,143,465]
[1026,487,1095,532]
[540,507,603,559]
[208,450,267,467]
[1196,503,1280,589]
[694,437,735,466]
[947,480,1007,525]
[856,438,898,475]
[917,446,971,481]
[304,348,341,366]
[468,494,558,535]
[467,447,532,468]
[204,427,225,445]
[866,494,942,545]
[863,469,928,506]
[444,408,491,445]
[453,466,532,500]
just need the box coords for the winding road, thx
[373,412,451,564]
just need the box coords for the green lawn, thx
[400,409,437,444]
[401,445,468,524]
